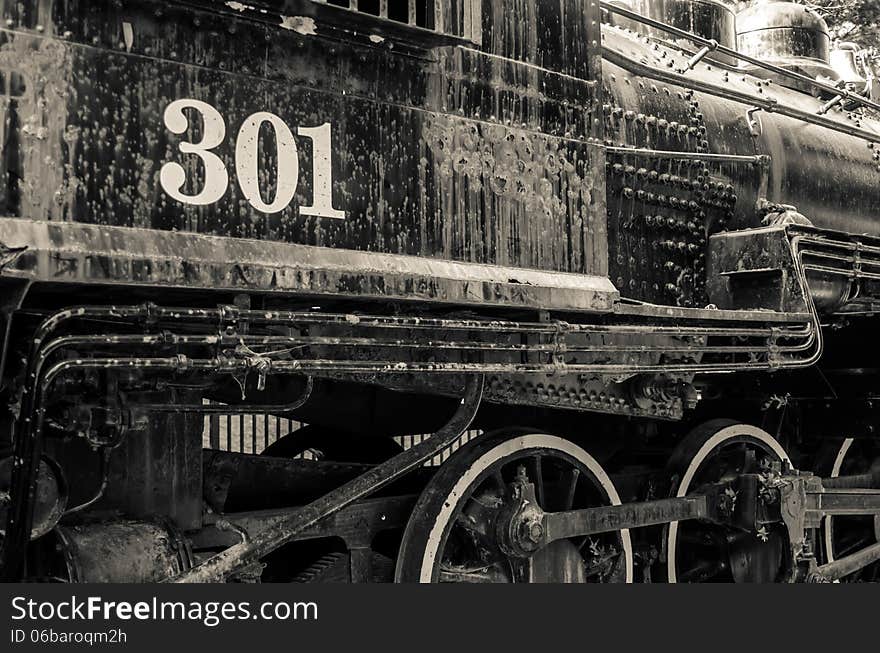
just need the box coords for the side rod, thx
[543,496,709,542]
[539,485,880,544]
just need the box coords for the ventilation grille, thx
[313,0,482,43]
[202,402,481,466]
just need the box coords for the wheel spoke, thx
[493,470,507,496]
[836,534,875,559]
[564,468,580,511]
[532,455,545,509]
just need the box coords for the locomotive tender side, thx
[0,0,879,584]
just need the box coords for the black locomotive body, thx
[1,0,879,583]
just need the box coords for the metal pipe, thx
[146,306,812,337]
[798,236,880,257]
[27,342,821,383]
[605,146,768,165]
[804,265,880,283]
[34,304,809,340]
[167,375,485,582]
[685,40,718,71]
[62,447,111,516]
[76,327,811,356]
[818,95,844,115]
[133,377,314,415]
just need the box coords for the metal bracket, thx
[775,475,808,581]
[683,40,718,71]
[747,107,764,137]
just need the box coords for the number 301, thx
[160,99,345,219]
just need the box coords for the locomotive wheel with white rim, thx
[817,438,880,582]
[664,419,791,583]
[394,430,633,583]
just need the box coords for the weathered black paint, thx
[0,0,606,276]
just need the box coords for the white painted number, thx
[160,99,229,206]
[161,100,346,219]
[235,112,299,214]
[298,123,346,220]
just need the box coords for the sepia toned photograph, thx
[0,0,879,592]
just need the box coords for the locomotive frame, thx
[0,0,879,583]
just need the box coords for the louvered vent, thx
[314,0,482,43]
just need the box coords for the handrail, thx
[605,146,769,165]
[602,45,880,144]
[600,1,880,115]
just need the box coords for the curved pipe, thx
[1,305,158,579]
[62,447,112,517]
[166,374,486,583]
[136,376,314,415]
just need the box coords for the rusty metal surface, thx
[710,224,880,316]
[0,217,618,312]
[707,226,810,313]
[0,0,877,316]
[51,520,193,583]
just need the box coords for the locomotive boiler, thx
[1,0,880,583]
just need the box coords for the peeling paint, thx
[279,16,317,36]
[368,35,385,44]
[225,2,250,12]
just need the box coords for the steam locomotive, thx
[1,0,880,583]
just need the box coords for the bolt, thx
[526,521,544,543]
